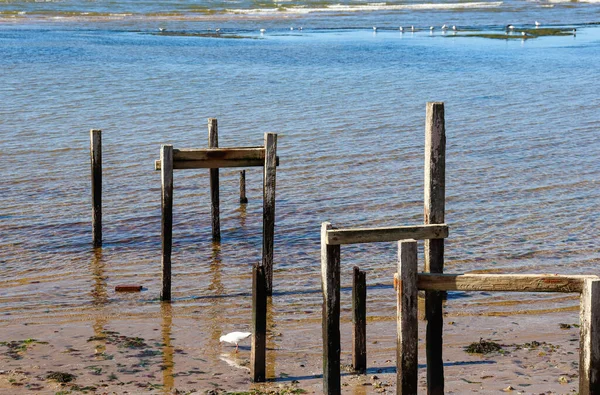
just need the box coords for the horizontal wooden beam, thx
[417,273,599,293]
[174,147,265,161]
[155,158,280,170]
[154,147,279,170]
[326,224,448,245]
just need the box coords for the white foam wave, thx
[545,0,600,3]
[226,2,504,15]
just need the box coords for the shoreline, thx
[0,310,581,393]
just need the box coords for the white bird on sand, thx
[220,332,251,353]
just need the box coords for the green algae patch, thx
[450,28,575,40]
[152,31,250,39]
[87,330,147,349]
[0,338,48,360]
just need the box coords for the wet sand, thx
[0,311,582,394]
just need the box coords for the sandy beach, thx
[0,309,582,394]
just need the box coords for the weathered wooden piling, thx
[352,266,367,374]
[580,278,600,394]
[321,222,341,395]
[251,264,267,382]
[424,101,446,394]
[90,129,102,247]
[240,170,248,204]
[208,118,220,242]
[397,240,419,394]
[262,133,277,295]
[160,144,174,301]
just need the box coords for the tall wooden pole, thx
[397,240,419,394]
[352,266,367,374]
[251,264,267,382]
[424,101,446,394]
[208,118,220,242]
[160,145,174,301]
[321,222,341,395]
[240,170,248,204]
[580,278,600,394]
[262,133,277,295]
[90,129,102,248]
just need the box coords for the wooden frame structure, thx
[320,102,448,394]
[155,120,279,382]
[155,120,279,300]
[396,239,600,394]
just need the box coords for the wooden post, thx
[580,278,600,394]
[240,170,248,204]
[90,129,102,247]
[262,133,277,295]
[424,101,446,394]
[321,222,341,395]
[251,264,267,382]
[352,266,367,374]
[208,118,220,242]
[160,145,174,301]
[397,240,419,394]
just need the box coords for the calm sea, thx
[1,0,599,350]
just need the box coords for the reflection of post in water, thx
[208,243,224,351]
[238,201,247,228]
[352,381,368,395]
[91,249,108,356]
[91,249,108,306]
[161,302,174,392]
[266,296,276,379]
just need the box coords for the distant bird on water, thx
[220,332,251,353]
[260,28,266,34]
[411,25,415,32]
[158,27,166,32]
[373,26,377,31]
[506,24,515,31]
[399,26,404,32]
[442,24,448,30]
[452,25,457,31]
[535,21,541,27]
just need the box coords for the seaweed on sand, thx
[464,338,503,354]
[46,371,76,383]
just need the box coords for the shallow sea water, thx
[0,1,599,390]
